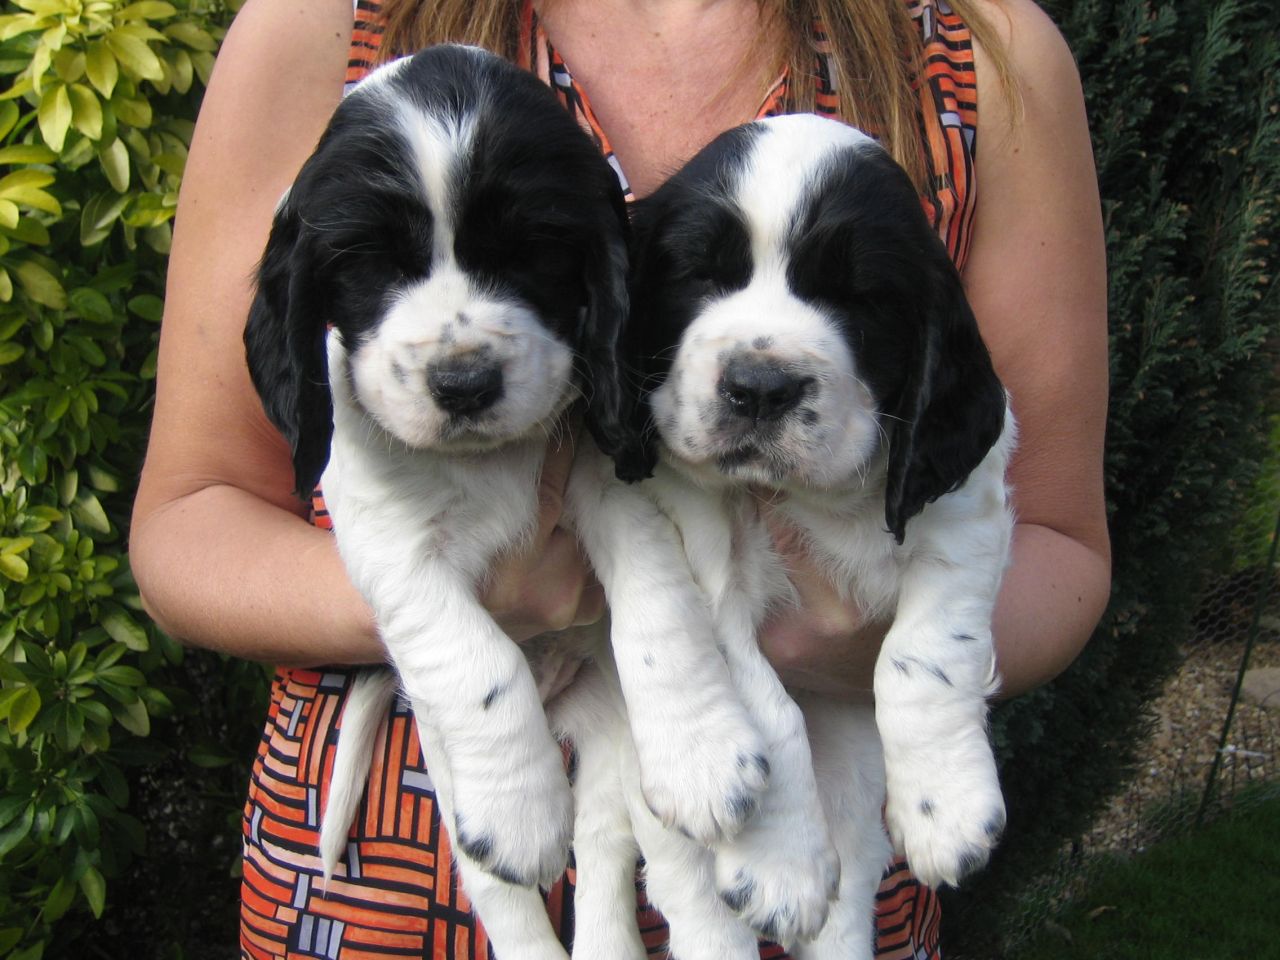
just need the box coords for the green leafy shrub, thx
[943,0,1280,953]
[0,2,238,957]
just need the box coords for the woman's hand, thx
[481,431,606,643]
[756,505,888,697]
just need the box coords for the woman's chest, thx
[534,0,779,198]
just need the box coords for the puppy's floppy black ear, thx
[243,199,333,499]
[883,259,1006,542]
[579,207,657,483]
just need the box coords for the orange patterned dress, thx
[240,1,979,956]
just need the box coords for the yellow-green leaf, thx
[0,169,55,193]
[166,47,193,94]
[112,21,169,43]
[105,31,163,82]
[0,76,33,102]
[0,102,18,139]
[78,865,106,919]
[68,83,103,140]
[85,40,118,98]
[112,95,151,129]
[71,491,110,533]
[0,13,48,44]
[163,21,215,52]
[0,553,28,581]
[0,269,11,303]
[118,1,177,20]
[98,138,129,193]
[80,191,130,244]
[52,47,84,84]
[13,0,72,18]
[190,50,214,87]
[5,216,51,246]
[87,465,119,492]
[143,221,170,254]
[0,341,22,363]
[0,186,60,216]
[0,201,17,230]
[37,83,72,151]
[6,687,39,733]
[150,151,184,178]
[101,609,148,651]
[14,259,66,309]
[0,537,34,556]
[0,144,57,164]
[29,34,54,94]
[114,698,150,736]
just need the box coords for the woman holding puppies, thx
[130,0,1110,956]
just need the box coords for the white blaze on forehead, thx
[737,116,878,271]
[394,102,479,258]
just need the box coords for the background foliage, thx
[0,0,1276,957]
[942,0,1280,954]
[0,2,246,958]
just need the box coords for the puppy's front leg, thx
[875,460,1012,889]
[376,560,572,888]
[547,655,647,960]
[649,479,840,946]
[790,694,891,960]
[566,453,770,847]
[412,710,572,960]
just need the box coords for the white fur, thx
[307,54,772,960]
[616,114,1016,958]
[313,95,1012,960]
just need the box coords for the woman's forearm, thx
[990,522,1111,698]
[131,483,383,667]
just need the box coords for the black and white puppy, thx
[244,45,775,960]
[619,114,1015,959]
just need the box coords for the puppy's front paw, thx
[451,744,573,887]
[880,716,1004,889]
[714,806,840,946]
[634,705,770,845]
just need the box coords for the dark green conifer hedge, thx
[942,0,1279,953]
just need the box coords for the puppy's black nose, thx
[719,360,806,422]
[427,359,504,414]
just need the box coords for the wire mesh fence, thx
[995,504,1280,956]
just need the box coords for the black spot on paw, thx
[756,905,796,945]
[738,752,770,780]
[481,681,507,711]
[953,632,978,643]
[719,874,755,913]
[892,658,910,677]
[919,799,935,818]
[726,790,760,825]
[457,829,492,865]
[926,663,953,687]
[752,336,774,350]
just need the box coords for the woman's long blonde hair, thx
[373,0,1015,191]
